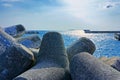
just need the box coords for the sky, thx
[0,0,120,31]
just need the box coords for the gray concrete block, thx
[0,29,35,80]
[67,37,96,61]
[4,24,25,38]
[13,32,71,80]
[37,32,69,69]
[17,35,41,49]
[70,52,120,80]
[13,67,71,80]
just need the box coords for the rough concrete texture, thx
[67,37,96,61]
[38,32,69,69]
[13,67,71,80]
[70,52,120,80]
[13,32,71,80]
[0,29,35,80]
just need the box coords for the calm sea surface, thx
[24,30,120,58]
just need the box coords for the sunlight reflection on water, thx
[62,30,120,58]
[24,30,120,58]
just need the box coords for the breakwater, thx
[1,24,120,80]
[84,30,120,33]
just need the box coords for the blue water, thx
[24,30,120,58]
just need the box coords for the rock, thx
[16,35,41,49]
[67,37,96,61]
[111,58,120,72]
[13,32,71,80]
[70,52,120,80]
[0,29,35,80]
[4,24,25,38]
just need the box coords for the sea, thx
[24,30,120,58]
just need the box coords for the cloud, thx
[58,0,120,30]
[0,0,24,8]
[59,0,97,19]
[2,3,13,7]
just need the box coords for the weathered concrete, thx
[4,24,25,38]
[13,32,71,80]
[67,37,96,61]
[16,35,41,49]
[13,67,71,80]
[0,29,35,80]
[70,52,120,80]
[37,32,69,69]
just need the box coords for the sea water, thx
[24,30,120,58]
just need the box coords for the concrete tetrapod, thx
[13,67,70,80]
[4,24,25,38]
[0,29,35,80]
[37,32,69,68]
[16,35,41,49]
[13,32,71,80]
[70,52,120,80]
[67,37,96,61]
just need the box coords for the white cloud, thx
[60,0,120,18]
[2,3,13,7]
[58,0,120,30]
[1,0,24,8]
[59,0,97,19]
